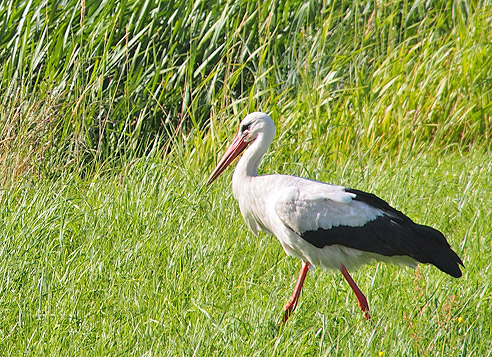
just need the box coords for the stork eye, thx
[241,123,251,134]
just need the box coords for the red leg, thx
[280,261,310,324]
[340,264,371,320]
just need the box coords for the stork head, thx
[237,112,275,143]
[206,112,274,185]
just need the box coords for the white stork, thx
[207,112,463,323]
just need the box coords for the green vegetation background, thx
[0,0,491,355]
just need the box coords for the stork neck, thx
[232,132,271,196]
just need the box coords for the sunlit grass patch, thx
[0,146,490,355]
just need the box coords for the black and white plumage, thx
[207,112,463,322]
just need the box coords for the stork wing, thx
[275,183,384,236]
[275,182,463,278]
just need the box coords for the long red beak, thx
[206,132,250,185]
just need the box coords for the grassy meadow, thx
[1,0,492,355]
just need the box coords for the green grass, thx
[1,143,491,355]
[1,0,492,355]
[1,0,491,178]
